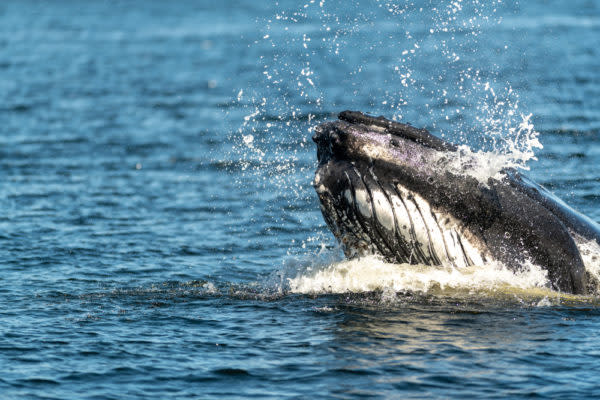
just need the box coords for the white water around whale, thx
[286,254,552,297]
[436,114,544,183]
[283,235,600,299]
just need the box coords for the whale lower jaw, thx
[315,159,491,268]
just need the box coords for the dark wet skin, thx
[314,111,600,294]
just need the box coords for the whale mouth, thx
[336,110,457,152]
[312,112,483,271]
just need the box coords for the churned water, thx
[1,0,600,398]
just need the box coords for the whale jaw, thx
[314,158,489,270]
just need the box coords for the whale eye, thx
[427,177,435,184]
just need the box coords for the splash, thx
[438,112,543,182]
[280,235,600,301]
[287,254,550,296]
[229,1,547,262]
[231,1,540,190]
[455,85,544,180]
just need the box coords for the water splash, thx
[286,254,550,296]
[229,1,546,259]
[438,113,543,182]
[232,0,540,184]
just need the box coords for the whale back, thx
[507,171,600,242]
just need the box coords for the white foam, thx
[435,114,543,184]
[288,255,549,295]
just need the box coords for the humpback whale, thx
[313,111,600,294]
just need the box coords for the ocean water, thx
[1,0,599,398]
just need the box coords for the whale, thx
[313,110,600,294]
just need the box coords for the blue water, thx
[1,0,599,398]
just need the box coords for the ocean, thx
[1,0,599,398]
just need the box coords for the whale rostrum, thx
[313,111,600,294]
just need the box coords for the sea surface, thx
[1,0,600,398]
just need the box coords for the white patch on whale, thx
[343,189,353,205]
[387,192,416,260]
[354,188,372,218]
[412,194,451,265]
[371,189,395,231]
[436,212,488,266]
[396,185,433,262]
[315,184,327,194]
[313,172,328,194]
[393,183,490,268]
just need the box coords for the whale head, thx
[313,110,456,180]
[312,110,590,294]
